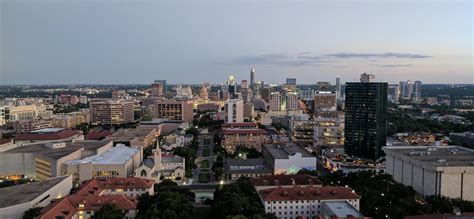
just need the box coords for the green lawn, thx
[202,148,211,156]
[201,160,210,168]
[198,173,210,183]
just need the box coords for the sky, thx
[0,0,472,85]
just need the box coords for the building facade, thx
[344,81,387,160]
[90,99,134,125]
[154,99,194,122]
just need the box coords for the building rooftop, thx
[5,140,110,160]
[263,143,314,159]
[225,158,272,174]
[15,130,82,141]
[252,174,322,187]
[75,177,155,196]
[322,201,363,217]
[259,186,360,202]
[0,176,70,208]
[105,127,156,143]
[223,122,258,128]
[65,144,139,165]
[383,146,474,168]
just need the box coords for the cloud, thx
[230,52,431,66]
[325,53,432,59]
[374,64,413,67]
[231,52,326,66]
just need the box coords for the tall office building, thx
[224,99,244,123]
[151,81,164,97]
[314,92,337,118]
[227,75,237,99]
[336,75,341,101]
[90,99,134,125]
[269,90,299,111]
[344,78,388,160]
[317,82,331,92]
[413,80,422,102]
[360,73,375,83]
[154,99,193,122]
[250,68,255,98]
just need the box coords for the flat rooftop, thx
[322,201,363,217]
[5,140,110,160]
[383,146,474,167]
[225,158,272,174]
[263,143,314,159]
[0,176,69,208]
[65,144,139,165]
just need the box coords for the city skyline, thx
[1,0,472,85]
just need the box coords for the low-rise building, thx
[13,119,52,133]
[222,128,269,153]
[51,110,91,129]
[384,146,474,201]
[258,186,361,219]
[262,143,317,174]
[37,177,154,219]
[135,146,185,183]
[64,144,142,184]
[14,128,84,144]
[224,158,272,181]
[0,140,112,180]
[0,175,73,219]
[105,127,158,148]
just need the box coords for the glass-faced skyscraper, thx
[344,81,388,160]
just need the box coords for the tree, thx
[211,177,267,218]
[137,180,195,219]
[173,147,197,178]
[23,207,42,219]
[92,203,125,219]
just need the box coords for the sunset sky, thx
[1,0,472,84]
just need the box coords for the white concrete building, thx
[262,143,317,174]
[259,186,361,219]
[0,175,73,219]
[64,144,142,184]
[384,146,474,201]
[224,99,244,123]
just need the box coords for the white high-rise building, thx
[360,73,375,83]
[224,99,244,123]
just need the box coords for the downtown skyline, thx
[1,0,473,85]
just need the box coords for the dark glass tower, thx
[344,82,388,160]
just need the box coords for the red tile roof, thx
[38,178,153,219]
[15,130,82,141]
[252,174,322,187]
[77,178,154,196]
[223,129,267,135]
[259,186,360,202]
[85,130,113,140]
[38,195,137,219]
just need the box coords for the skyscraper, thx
[344,78,388,160]
[413,80,422,102]
[269,90,299,111]
[250,68,255,98]
[336,75,341,101]
[286,78,297,85]
[227,75,237,99]
[360,73,375,83]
